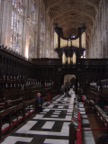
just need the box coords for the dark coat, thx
[35,97,43,112]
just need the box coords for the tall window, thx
[28,1,37,58]
[10,0,24,53]
[39,6,45,58]
[30,2,36,27]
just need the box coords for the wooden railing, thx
[95,105,108,126]
[0,87,55,141]
[0,99,36,140]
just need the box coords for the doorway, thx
[64,74,76,90]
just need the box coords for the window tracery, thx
[27,1,37,58]
[39,3,45,58]
[10,0,24,53]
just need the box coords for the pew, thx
[23,99,35,120]
[95,105,108,126]
[0,87,55,140]
[0,88,33,140]
[0,101,35,140]
[0,105,22,139]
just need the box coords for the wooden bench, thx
[0,100,36,140]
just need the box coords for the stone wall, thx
[88,0,108,58]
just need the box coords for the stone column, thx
[50,26,55,58]
[102,0,106,58]
[5,1,12,47]
[22,0,28,57]
[44,13,50,58]
[33,0,38,58]
[104,0,108,57]
[88,0,108,58]
[0,0,12,46]
[0,0,4,44]
[36,0,41,58]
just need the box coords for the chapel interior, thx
[0,0,108,144]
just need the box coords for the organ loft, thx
[0,0,108,144]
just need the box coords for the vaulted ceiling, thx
[44,0,101,39]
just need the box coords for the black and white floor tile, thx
[79,102,95,144]
[1,93,75,144]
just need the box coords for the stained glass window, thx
[31,2,36,26]
[28,1,37,58]
[10,0,24,53]
[39,6,45,58]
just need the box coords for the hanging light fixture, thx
[62,52,67,64]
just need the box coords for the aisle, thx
[79,102,95,144]
[1,94,75,144]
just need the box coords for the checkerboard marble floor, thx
[79,102,95,144]
[1,93,75,144]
